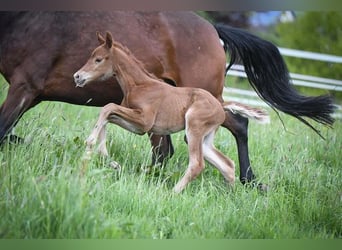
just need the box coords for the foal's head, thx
[74,32,115,87]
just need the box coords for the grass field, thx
[0,82,341,238]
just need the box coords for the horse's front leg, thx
[0,81,40,144]
[148,134,174,165]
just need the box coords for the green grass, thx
[0,85,341,238]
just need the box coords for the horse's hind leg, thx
[222,111,256,185]
[203,129,235,185]
[0,82,40,144]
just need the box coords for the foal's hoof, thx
[85,136,96,147]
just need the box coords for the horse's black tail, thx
[214,23,335,137]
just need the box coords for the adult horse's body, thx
[0,12,334,186]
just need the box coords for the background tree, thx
[275,12,342,98]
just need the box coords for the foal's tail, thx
[214,24,335,137]
[223,101,270,124]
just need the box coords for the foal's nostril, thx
[74,73,80,79]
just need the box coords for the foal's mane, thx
[112,40,159,81]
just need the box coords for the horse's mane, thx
[112,40,160,81]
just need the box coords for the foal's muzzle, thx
[73,73,86,87]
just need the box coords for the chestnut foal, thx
[74,32,269,193]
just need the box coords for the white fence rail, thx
[278,47,342,63]
[227,64,342,92]
[223,47,342,118]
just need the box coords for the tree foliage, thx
[276,12,342,81]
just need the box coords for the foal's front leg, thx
[86,103,154,156]
[97,125,109,156]
[85,103,125,157]
[85,114,108,157]
[104,103,154,134]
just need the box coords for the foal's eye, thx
[95,58,102,64]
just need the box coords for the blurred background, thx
[198,11,342,111]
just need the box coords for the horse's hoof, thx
[3,134,24,144]
[257,183,269,193]
[244,181,269,193]
[109,161,121,170]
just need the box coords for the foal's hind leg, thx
[173,129,205,193]
[173,106,214,193]
[203,129,235,185]
[173,112,210,194]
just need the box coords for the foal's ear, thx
[97,31,105,45]
[105,31,113,49]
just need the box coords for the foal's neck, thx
[114,65,138,96]
[112,47,154,90]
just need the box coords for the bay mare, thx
[74,32,270,192]
[0,12,334,188]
